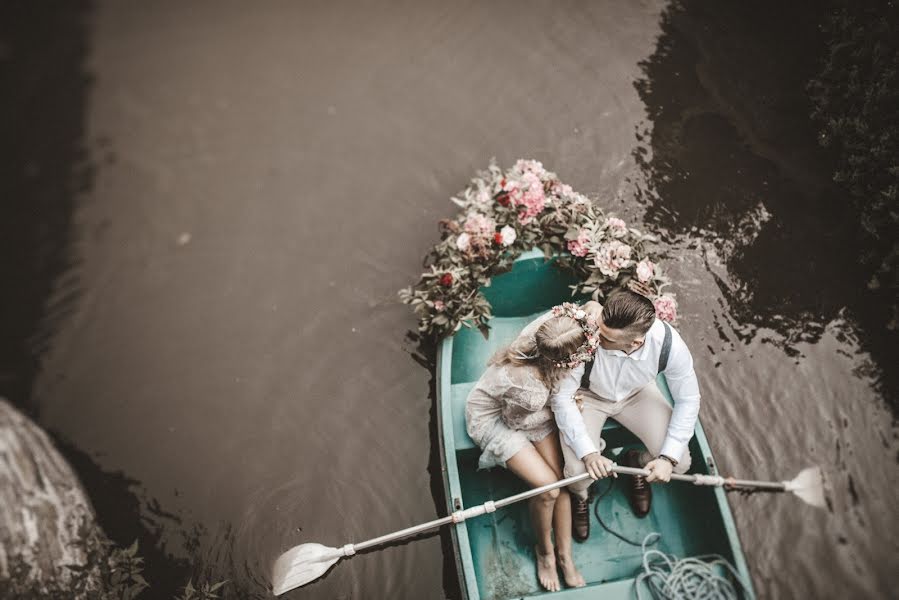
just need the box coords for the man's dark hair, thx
[602,289,656,337]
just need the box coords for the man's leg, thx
[560,390,613,542]
[611,382,692,517]
[614,381,693,470]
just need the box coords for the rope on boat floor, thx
[634,533,751,600]
[591,479,752,600]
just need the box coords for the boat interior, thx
[441,252,745,599]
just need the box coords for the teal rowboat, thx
[436,250,756,599]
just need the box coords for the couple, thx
[465,289,700,591]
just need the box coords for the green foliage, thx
[807,3,899,317]
[175,578,229,600]
[0,531,227,600]
[808,5,899,214]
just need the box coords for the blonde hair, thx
[490,316,586,391]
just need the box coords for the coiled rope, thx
[591,478,752,599]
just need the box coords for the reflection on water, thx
[0,1,92,417]
[633,0,897,406]
[56,440,192,598]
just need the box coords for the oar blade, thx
[272,542,343,596]
[785,466,826,509]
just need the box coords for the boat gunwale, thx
[437,335,479,599]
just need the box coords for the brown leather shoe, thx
[571,495,590,542]
[623,449,652,518]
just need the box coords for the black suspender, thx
[658,322,672,374]
[580,360,593,388]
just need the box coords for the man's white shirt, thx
[549,318,701,461]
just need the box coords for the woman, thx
[465,304,598,591]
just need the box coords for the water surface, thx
[2,1,896,598]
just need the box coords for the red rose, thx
[500,177,507,189]
[496,192,511,207]
[493,232,503,244]
[440,273,454,286]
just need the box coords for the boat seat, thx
[449,314,544,385]
[449,382,633,453]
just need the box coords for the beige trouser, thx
[561,381,692,500]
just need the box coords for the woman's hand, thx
[583,452,617,479]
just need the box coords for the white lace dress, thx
[465,311,556,470]
[465,364,555,470]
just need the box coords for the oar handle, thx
[352,465,788,552]
[353,472,596,551]
[493,472,593,509]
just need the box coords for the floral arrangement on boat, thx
[400,159,678,338]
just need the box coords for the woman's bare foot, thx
[556,551,586,588]
[535,546,560,592]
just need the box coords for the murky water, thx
[2,1,897,599]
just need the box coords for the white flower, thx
[606,217,628,238]
[636,258,655,282]
[456,233,471,252]
[500,225,517,246]
[574,309,586,320]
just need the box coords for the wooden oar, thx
[271,464,824,595]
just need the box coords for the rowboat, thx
[436,250,756,599]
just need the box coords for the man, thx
[550,289,701,541]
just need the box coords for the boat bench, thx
[448,313,636,454]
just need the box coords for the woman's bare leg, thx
[533,432,586,588]
[506,444,562,592]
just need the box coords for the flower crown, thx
[548,302,600,369]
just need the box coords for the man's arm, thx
[550,365,617,479]
[658,333,701,462]
[549,364,597,459]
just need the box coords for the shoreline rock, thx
[0,397,102,588]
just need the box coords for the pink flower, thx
[653,295,677,322]
[433,300,445,312]
[463,212,496,236]
[605,217,628,238]
[567,230,592,257]
[636,258,655,282]
[595,240,633,277]
[512,159,546,177]
[511,172,546,223]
